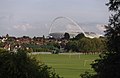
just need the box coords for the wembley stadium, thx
[48,16,103,39]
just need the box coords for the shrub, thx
[0,49,62,78]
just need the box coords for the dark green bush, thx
[0,49,62,78]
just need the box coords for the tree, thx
[0,49,62,78]
[65,40,79,52]
[64,32,70,40]
[81,0,120,78]
[78,38,92,53]
[74,33,85,40]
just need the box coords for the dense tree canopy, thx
[65,37,106,53]
[107,0,120,11]
[0,49,62,78]
[74,33,85,40]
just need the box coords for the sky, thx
[0,0,109,37]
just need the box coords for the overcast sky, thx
[0,0,109,37]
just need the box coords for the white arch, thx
[49,16,88,37]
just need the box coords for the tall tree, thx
[74,33,85,40]
[64,32,70,40]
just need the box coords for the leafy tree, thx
[64,32,70,40]
[65,40,78,52]
[74,33,85,40]
[78,38,91,52]
[91,38,106,53]
[65,37,106,53]
[0,49,62,78]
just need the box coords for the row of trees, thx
[45,33,107,54]
[0,32,106,54]
[65,37,106,54]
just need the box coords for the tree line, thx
[65,37,106,54]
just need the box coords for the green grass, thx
[33,54,99,78]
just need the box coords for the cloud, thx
[66,24,81,32]
[0,16,6,20]
[13,24,34,31]
[96,24,106,31]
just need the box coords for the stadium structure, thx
[48,16,102,39]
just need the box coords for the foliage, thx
[65,40,79,52]
[47,42,60,49]
[105,12,120,53]
[21,43,60,52]
[46,42,60,53]
[0,49,62,78]
[80,72,95,78]
[106,0,120,11]
[65,37,106,53]
[0,48,7,52]
[0,42,5,48]
[64,32,70,40]
[78,38,92,52]
[74,33,85,40]
[91,53,120,78]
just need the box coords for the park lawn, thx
[33,54,99,78]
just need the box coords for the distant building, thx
[84,32,101,38]
[49,33,64,39]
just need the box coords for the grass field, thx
[33,54,99,78]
